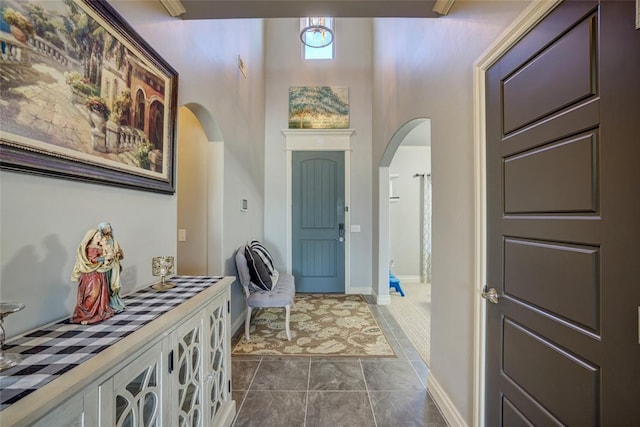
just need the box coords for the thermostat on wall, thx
[241,198,248,212]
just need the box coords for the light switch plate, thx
[178,229,187,242]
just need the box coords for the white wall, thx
[0,1,267,336]
[389,146,431,278]
[372,2,529,424]
[263,18,373,288]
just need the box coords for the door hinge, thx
[227,300,230,313]
[345,206,349,212]
[228,379,231,393]
[168,350,174,374]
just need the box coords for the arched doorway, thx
[134,89,145,130]
[378,117,432,365]
[176,104,224,275]
[148,100,164,150]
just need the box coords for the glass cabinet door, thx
[172,312,205,427]
[108,341,163,427]
[204,295,231,425]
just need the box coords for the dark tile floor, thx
[231,299,448,427]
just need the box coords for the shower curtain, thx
[422,174,432,283]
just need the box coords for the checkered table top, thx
[0,276,224,411]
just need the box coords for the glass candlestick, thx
[151,256,175,291]
[0,302,25,372]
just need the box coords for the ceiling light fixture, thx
[300,17,334,48]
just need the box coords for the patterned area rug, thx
[232,294,396,357]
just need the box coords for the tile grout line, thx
[360,358,379,427]
[393,325,428,390]
[367,302,429,424]
[303,358,311,427]
[231,357,263,426]
[391,332,429,390]
[409,358,428,390]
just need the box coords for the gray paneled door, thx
[292,151,345,293]
[485,1,640,425]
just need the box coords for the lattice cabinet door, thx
[101,341,164,427]
[169,311,205,427]
[203,290,235,427]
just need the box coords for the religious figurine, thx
[96,222,126,313]
[70,222,125,324]
[70,229,114,324]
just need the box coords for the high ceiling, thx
[160,0,452,19]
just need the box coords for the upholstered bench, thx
[235,244,296,341]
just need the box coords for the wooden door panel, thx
[500,297,602,372]
[502,98,599,154]
[498,1,598,75]
[504,238,600,332]
[504,132,598,213]
[301,159,338,229]
[503,14,597,134]
[486,1,640,425]
[500,219,601,245]
[501,377,564,427]
[502,398,536,427]
[503,319,599,426]
[301,239,338,277]
[292,151,345,293]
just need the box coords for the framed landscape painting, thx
[288,86,349,129]
[0,0,178,193]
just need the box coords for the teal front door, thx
[292,151,345,293]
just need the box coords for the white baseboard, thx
[370,287,391,305]
[428,373,468,427]
[347,285,372,296]
[376,294,391,305]
[231,308,247,337]
[395,275,422,282]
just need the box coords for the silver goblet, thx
[151,256,176,291]
[0,302,25,372]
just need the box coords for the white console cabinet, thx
[0,276,235,427]
[166,290,234,427]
